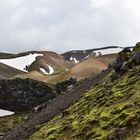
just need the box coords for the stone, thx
[132,52,140,64]
[112,57,125,72]
[122,48,131,54]
[119,62,129,73]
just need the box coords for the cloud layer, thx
[0,0,140,53]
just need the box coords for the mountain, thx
[0,62,25,79]
[62,46,128,62]
[13,53,117,83]
[1,43,140,140]
[0,51,70,73]
[0,46,126,83]
[28,51,71,74]
[0,51,71,83]
[45,53,117,83]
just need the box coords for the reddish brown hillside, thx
[29,51,71,74]
[15,54,117,83]
[45,54,117,83]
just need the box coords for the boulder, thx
[112,57,125,72]
[112,48,132,73]
[132,52,140,64]
[0,133,5,139]
[122,47,131,54]
[119,62,129,73]
[55,78,77,94]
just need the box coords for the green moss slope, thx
[29,64,140,140]
[0,113,27,133]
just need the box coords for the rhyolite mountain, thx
[0,46,131,83]
[1,43,140,140]
[0,46,121,114]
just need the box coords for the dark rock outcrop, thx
[0,78,57,112]
[55,78,77,94]
[112,48,131,73]
[132,52,140,64]
[111,42,140,80]
[0,77,78,113]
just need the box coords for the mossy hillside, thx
[0,113,28,133]
[133,42,140,52]
[30,65,140,140]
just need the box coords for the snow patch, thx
[70,56,79,63]
[48,65,54,74]
[73,58,79,63]
[40,68,48,75]
[40,65,54,75]
[93,48,123,56]
[84,55,90,59]
[0,53,43,72]
[95,52,102,57]
[0,109,14,117]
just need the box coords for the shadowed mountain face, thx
[0,63,25,79]
[0,77,77,113]
[0,78,57,112]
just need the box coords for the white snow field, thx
[93,47,123,56]
[0,53,43,72]
[0,109,14,117]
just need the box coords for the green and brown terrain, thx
[0,47,120,83]
[29,44,140,140]
[1,44,140,140]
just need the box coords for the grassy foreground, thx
[0,113,28,133]
[29,62,140,140]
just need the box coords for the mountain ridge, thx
[0,43,140,140]
[0,46,122,83]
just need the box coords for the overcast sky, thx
[0,0,139,53]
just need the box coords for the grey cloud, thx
[0,0,140,53]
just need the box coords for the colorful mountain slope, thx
[13,54,117,83]
[0,51,71,74]
[1,44,139,140]
[45,54,117,83]
[29,44,140,140]
[0,47,126,82]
